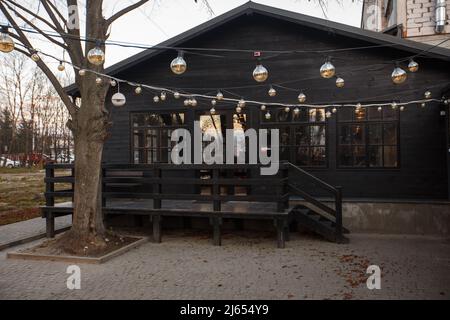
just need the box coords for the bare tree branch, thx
[106,0,150,27]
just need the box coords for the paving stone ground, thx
[0,230,449,300]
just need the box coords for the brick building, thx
[361,0,450,48]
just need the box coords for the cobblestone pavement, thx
[0,231,449,300]
[0,216,71,246]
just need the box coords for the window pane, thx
[134,130,146,148]
[280,127,290,146]
[132,114,146,127]
[369,146,382,167]
[338,146,353,166]
[310,125,326,146]
[338,125,351,145]
[292,107,308,122]
[295,147,310,166]
[368,124,382,145]
[310,147,326,167]
[354,107,366,121]
[384,146,397,167]
[277,108,291,122]
[353,146,366,167]
[295,126,309,145]
[171,113,185,125]
[383,124,397,145]
[310,108,325,122]
[351,125,365,145]
[280,145,290,161]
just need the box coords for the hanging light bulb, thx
[261,105,267,111]
[216,90,224,100]
[174,92,180,99]
[320,58,336,79]
[377,106,382,112]
[170,51,187,75]
[0,26,14,53]
[268,86,277,97]
[57,61,65,72]
[391,65,407,84]
[236,105,242,113]
[421,102,426,108]
[211,99,217,106]
[253,60,269,82]
[95,77,103,85]
[31,51,40,62]
[424,90,432,99]
[391,101,398,109]
[191,98,197,107]
[400,106,405,111]
[408,59,419,72]
[325,111,332,118]
[78,69,86,76]
[184,99,190,106]
[293,107,300,115]
[284,106,290,113]
[112,92,126,107]
[298,92,306,103]
[356,103,362,109]
[265,111,271,120]
[110,79,117,87]
[210,107,216,115]
[335,77,345,88]
[332,107,337,113]
[160,91,167,101]
[153,95,160,103]
[87,42,105,66]
[238,99,246,108]
[135,86,142,94]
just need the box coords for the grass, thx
[0,168,72,226]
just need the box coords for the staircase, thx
[287,163,349,244]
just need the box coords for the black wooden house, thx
[47,2,450,246]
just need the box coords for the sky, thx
[1,0,363,72]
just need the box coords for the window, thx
[131,112,185,164]
[261,107,327,167]
[337,106,399,168]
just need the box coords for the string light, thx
[211,99,217,106]
[261,105,267,111]
[391,101,398,109]
[265,111,271,120]
[216,90,224,100]
[160,91,167,101]
[424,90,432,99]
[400,106,405,111]
[320,58,335,79]
[87,41,105,66]
[110,79,117,87]
[183,99,190,106]
[153,95,160,103]
[238,99,246,108]
[336,77,345,88]
[170,51,187,75]
[391,64,407,84]
[325,111,332,118]
[58,61,65,72]
[377,106,382,112]
[0,26,14,53]
[408,59,419,72]
[298,92,306,103]
[284,106,290,113]
[332,107,337,113]
[210,107,216,115]
[253,59,269,82]
[190,98,197,107]
[421,102,426,108]
[268,86,277,97]
[135,86,142,94]
[174,92,181,99]
[78,69,86,76]
[95,77,103,85]
[293,107,300,115]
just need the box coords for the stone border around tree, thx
[6,236,148,264]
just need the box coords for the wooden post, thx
[212,168,221,211]
[274,218,285,248]
[211,217,222,246]
[46,212,55,238]
[152,215,162,243]
[153,168,161,209]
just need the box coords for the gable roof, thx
[66,1,450,95]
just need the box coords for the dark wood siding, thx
[103,13,450,200]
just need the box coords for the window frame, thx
[130,111,187,164]
[260,107,329,169]
[336,105,401,169]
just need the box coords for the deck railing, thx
[44,162,290,212]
